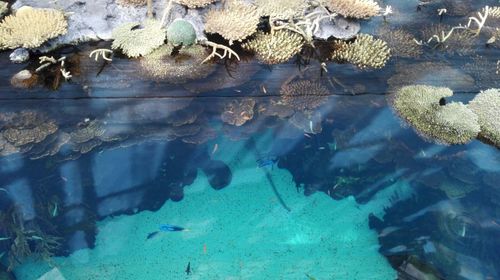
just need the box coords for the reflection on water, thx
[1,0,500,278]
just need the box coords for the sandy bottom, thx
[15,135,409,280]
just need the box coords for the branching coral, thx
[255,0,307,20]
[280,80,330,111]
[242,30,305,64]
[377,27,422,58]
[0,6,67,50]
[420,24,475,56]
[331,34,390,69]
[468,88,500,147]
[139,44,215,83]
[112,19,166,58]
[205,1,259,44]
[391,85,480,145]
[324,0,380,19]
[174,0,218,8]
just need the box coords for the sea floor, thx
[14,135,412,280]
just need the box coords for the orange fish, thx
[203,244,207,254]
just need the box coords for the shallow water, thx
[1,1,500,279]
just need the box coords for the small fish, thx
[304,133,312,138]
[29,236,44,241]
[211,143,218,155]
[257,158,278,169]
[261,85,267,94]
[51,202,58,217]
[0,251,5,259]
[203,244,207,254]
[309,121,313,132]
[185,261,191,275]
[159,224,188,232]
[305,273,317,280]
[0,188,8,193]
[0,237,11,241]
[146,231,159,240]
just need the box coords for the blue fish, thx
[147,224,188,240]
[257,158,278,169]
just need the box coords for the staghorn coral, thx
[377,27,422,58]
[205,1,259,44]
[140,44,215,83]
[117,0,147,6]
[468,88,500,147]
[221,99,256,126]
[0,1,7,18]
[255,0,307,20]
[485,6,500,18]
[174,0,218,8]
[242,30,304,64]
[421,24,476,56]
[167,19,196,46]
[325,0,380,19]
[391,85,480,145]
[0,6,67,50]
[112,19,166,58]
[331,34,390,69]
[280,80,330,111]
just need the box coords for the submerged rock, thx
[9,48,30,63]
[314,13,360,40]
[10,70,38,88]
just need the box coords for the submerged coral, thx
[221,99,256,126]
[140,44,215,83]
[117,0,147,6]
[468,89,500,147]
[331,34,390,69]
[174,0,218,8]
[205,1,259,44]
[420,24,476,56]
[0,1,7,18]
[280,80,330,111]
[255,0,307,20]
[325,0,380,19]
[112,19,166,58]
[167,19,197,47]
[0,6,67,50]
[377,27,422,58]
[242,30,304,64]
[391,85,480,145]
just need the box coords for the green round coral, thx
[468,88,500,147]
[391,85,480,145]
[167,19,196,47]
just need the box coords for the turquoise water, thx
[1,1,500,278]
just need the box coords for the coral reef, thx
[117,0,147,6]
[463,56,500,89]
[391,85,480,145]
[221,99,256,126]
[255,0,307,20]
[167,19,197,46]
[0,1,7,18]
[112,19,166,58]
[377,27,422,58]
[242,30,304,64]
[0,111,58,156]
[174,0,218,8]
[205,1,259,44]
[324,0,380,19]
[331,34,390,69]
[387,62,475,92]
[420,24,476,56]
[468,89,500,147]
[139,44,215,83]
[280,80,330,111]
[0,6,67,50]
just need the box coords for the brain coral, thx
[331,34,390,69]
[325,0,380,19]
[242,30,305,64]
[468,88,500,147]
[0,6,67,50]
[391,85,480,145]
[205,1,259,44]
